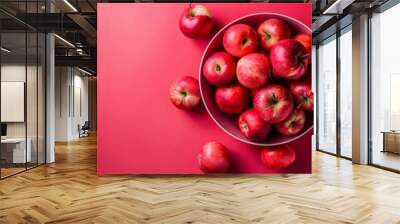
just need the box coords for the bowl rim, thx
[198,12,313,147]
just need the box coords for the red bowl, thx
[199,13,313,146]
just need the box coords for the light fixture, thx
[78,67,94,76]
[63,0,78,12]
[322,0,355,15]
[1,47,11,53]
[54,34,75,48]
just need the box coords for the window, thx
[339,27,352,158]
[317,36,337,154]
[370,3,400,171]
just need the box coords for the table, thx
[1,138,32,164]
[381,131,400,154]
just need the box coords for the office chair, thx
[79,121,90,138]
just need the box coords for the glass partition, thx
[38,32,45,165]
[27,31,38,169]
[0,31,28,177]
[317,35,337,154]
[339,27,352,158]
[370,4,400,171]
[0,2,46,179]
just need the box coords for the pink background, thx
[97,3,312,174]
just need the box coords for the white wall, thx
[55,66,89,141]
[1,65,39,137]
[72,73,89,138]
[55,66,69,141]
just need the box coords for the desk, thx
[381,131,400,154]
[1,138,31,163]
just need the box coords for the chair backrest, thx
[82,121,90,129]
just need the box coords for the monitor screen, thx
[1,123,7,137]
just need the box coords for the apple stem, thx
[241,122,248,131]
[270,93,278,105]
[241,37,248,47]
[303,96,309,104]
[216,64,222,72]
[265,32,271,40]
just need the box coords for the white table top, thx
[1,138,30,143]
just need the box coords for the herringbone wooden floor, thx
[1,135,400,224]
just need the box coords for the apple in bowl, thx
[294,33,312,54]
[215,85,250,114]
[270,39,310,80]
[253,84,294,123]
[257,18,291,50]
[236,53,271,89]
[238,109,271,141]
[275,109,306,136]
[203,51,236,87]
[222,24,257,58]
[290,78,314,111]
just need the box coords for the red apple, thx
[251,88,260,98]
[290,79,314,111]
[169,76,201,110]
[238,109,271,140]
[294,33,312,53]
[198,142,230,173]
[179,5,214,39]
[275,109,306,136]
[260,144,296,170]
[203,51,236,87]
[223,24,257,58]
[253,84,294,123]
[257,18,291,50]
[236,53,271,89]
[270,39,310,80]
[215,85,250,114]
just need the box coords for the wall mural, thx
[98,3,312,174]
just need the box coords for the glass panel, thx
[312,45,317,151]
[339,28,352,158]
[317,36,337,154]
[371,4,400,171]
[27,31,38,169]
[38,33,45,165]
[1,31,27,177]
[26,0,39,169]
[0,1,46,179]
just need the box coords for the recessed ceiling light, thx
[54,34,75,48]
[1,47,11,53]
[63,0,78,12]
[78,67,93,76]
[323,0,355,15]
